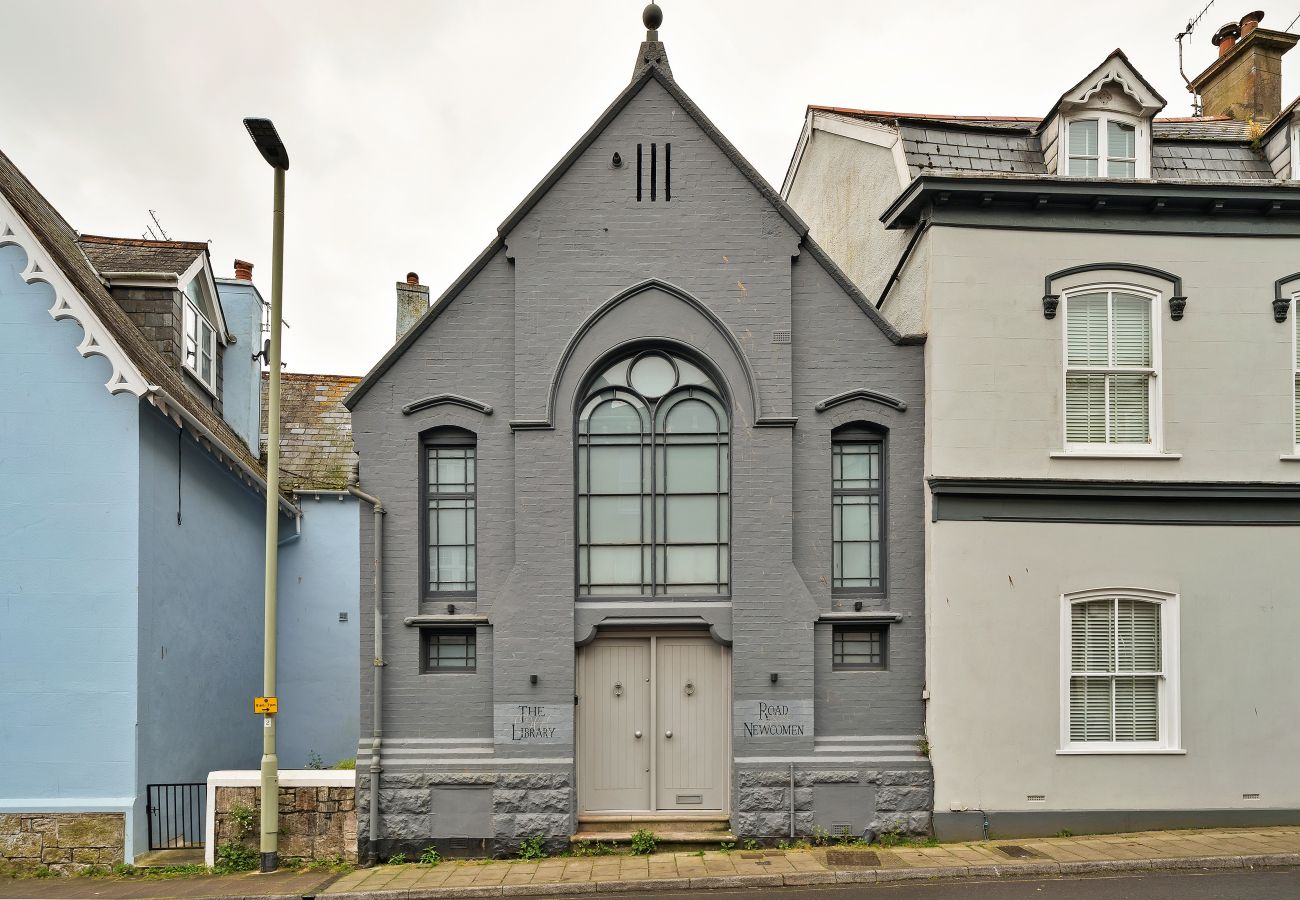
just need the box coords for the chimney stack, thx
[233,259,254,281]
[1190,10,1298,122]
[396,272,430,339]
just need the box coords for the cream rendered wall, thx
[784,129,929,336]
[924,221,1300,828]
[928,519,1300,815]
[926,225,1300,481]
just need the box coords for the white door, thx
[577,634,729,814]
[577,638,652,812]
[655,637,729,811]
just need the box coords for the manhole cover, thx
[995,844,1040,860]
[825,850,881,867]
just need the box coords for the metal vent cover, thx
[772,329,791,344]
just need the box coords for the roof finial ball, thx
[643,2,663,39]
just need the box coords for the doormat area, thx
[825,849,882,867]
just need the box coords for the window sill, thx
[1050,451,1182,460]
[1280,454,1300,461]
[404,614,490,627]
[182,366,219,399]
[1056,748,1186,756]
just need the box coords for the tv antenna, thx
[1175,0,1217,114]
[142,209,170,241]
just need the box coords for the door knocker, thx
[613,681,623,697]
[684,681,695,697]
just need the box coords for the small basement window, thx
[832,625,888,671]
[422,629,476,673]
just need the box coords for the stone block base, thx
[733,765,933,841]
[0,813,125,874]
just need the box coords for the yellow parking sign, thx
[254,696,278,714]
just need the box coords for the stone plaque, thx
[494,703,573,745]
[734,698,814,740]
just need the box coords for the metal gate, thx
[145,783,206,851]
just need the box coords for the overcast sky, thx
[3,1,1297,376]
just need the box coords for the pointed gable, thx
[1041,50,1166,179]
[348,30,909,409]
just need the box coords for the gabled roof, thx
[262,372,360,491]
[1043,49,1167,124]
[0,147,293,511]
[347,47,916,409]
[78,234,206,276]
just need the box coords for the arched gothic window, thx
[577,350,729,596]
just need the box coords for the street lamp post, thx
[243,117,289,874]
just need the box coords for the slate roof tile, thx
[262,372,360,491]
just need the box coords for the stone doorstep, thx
[569,831,735,844]
[320,851,1300,898]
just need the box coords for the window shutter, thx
[1066,293,1109,365]
[1072,600,1114,671]
[1068,120,1099,176]
[1108,375,1151,443]
[1113,676,1159,741]
[1111,294,1151,367]
[1069,675,1113,742]
[1116,599,1161,672]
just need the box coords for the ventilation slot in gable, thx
[636,143,671,202]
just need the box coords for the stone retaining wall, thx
[214,785,357,863]
[0,813,124,874]
[734,767,932,840]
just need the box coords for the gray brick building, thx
[345,7,929,859]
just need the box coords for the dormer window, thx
[1067,117,1137,178]
[1047,52,1165,181]
[1071,115,1144,178]
[183,274,217,391]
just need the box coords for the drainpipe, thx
[876,219,931,309]
[347,472,386,859]
[789,763,796,839]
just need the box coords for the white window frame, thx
[1294,289,1300,453]
[1060,113,1148,178]
[1291,124,1299,180]
[183,294,218,393]
[1060,283,1162,455]
[1058,588,1182,755]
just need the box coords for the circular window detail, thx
[628,352,677,398]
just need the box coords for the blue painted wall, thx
[277,494,361,767]
[214,279,263,455]
[135,404,268,845]
[0,243,140,806]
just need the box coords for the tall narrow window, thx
[1064,288,1157,450]
[577,350,729,596]
[1063,591,1179,751]
[182,291,217,392]
[831,425,886,594]
[423,428,477,595]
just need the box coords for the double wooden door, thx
[576,635,730,813]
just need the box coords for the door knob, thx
[634,730,642,739]
[665,730,673,739]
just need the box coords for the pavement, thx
[0,826,1297,899]
[323,826,1300,897]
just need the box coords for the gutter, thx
[146,386,299,517]
[347,473,386,859]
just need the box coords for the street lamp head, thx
[243,118,290,170]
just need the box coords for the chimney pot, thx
[1213,22,1242,57]
[406,271,420,285]
[1239,10,1264,36]
[233,259,254,281]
